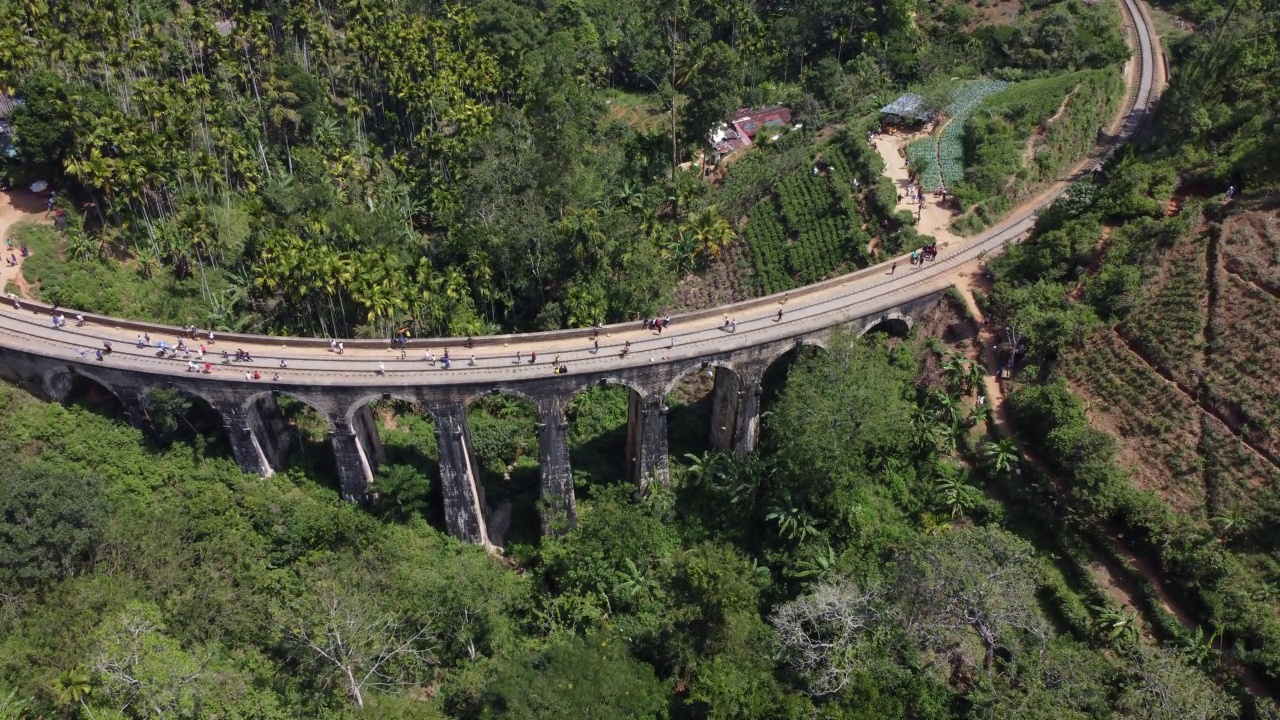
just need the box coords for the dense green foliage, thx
[979,0,1280,699]
[3,0,1280,715]
[0,318,1250,717]
[950,68,1123,233]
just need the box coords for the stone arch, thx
[463,388,544,547]
[563,377,639,493]
[562,375,649,402]
[140,383,231,452]
[344,391,422,425]
[860,311,912,337]
[55,367,132,421]
[241,390,333,431]
[42,366,76,403]
[757,338,829,439]
[463,385,544,411]
[759,338,828,377]
[662,358,738,400]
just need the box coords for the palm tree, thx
[964,361,986,397]
[51,668,91,708]
[1180,625,1221,666]
[791,542,838,581]
[682,206,736,263]
[982,438,1019,476]
[940,352,969,392]
[614,558,660,602]
[766,500,818,541]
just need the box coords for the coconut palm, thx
[682,206,736,262]
[51,669,91,708]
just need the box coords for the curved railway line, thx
[0,0,1161,389]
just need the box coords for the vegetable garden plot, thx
[938,80,1009,190]
[906,139,941,192]
[744,201,793,295]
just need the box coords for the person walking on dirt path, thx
[376,361,386,375]
[529,351,537,364]
[337,341,344,354]
[593,338,599,354]
[516,350,522,364]
[890,261,897,275]
[775,309,783,322]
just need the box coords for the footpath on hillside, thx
[0,190,48,296]
[872,131,965,248]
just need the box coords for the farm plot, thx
[1119,236,1208,387]
[906,139,941,192]
[1220,208,1280,296]
[744,201,793,295]
[937,80,1009,190]
[1202,274,1280,457]
[1199,417,1280,523]
[1063,330,1207,512]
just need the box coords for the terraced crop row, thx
[789,218,848,284]
[744,201,794,295]
[1064,331,1207,512]
[777,173,836,237]
[1120,238,1207,388]
[1203,276,1280,456]
[938,80,1009,189]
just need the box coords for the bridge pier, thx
[536,397,577,536]
[626,389,669,494]
[219,400,276,477]
[710,365,766,455]
[330,404,385,503]
[428,401,493,550]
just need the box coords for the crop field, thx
[1119,236,1207,388]
[1066,220,1280,529]
[1202,274,1280,457]
[1063,331,1207,512]
[906,138,941,191]
[744,202,793,295]
[938,79,1010,189]
[1220,207,1280,295]
[743,142,873,294]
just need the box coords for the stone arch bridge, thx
[0,288,940,549]
[0,0,1160,546]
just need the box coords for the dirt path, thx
[871,132,966,251]
[0,190,50,297]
